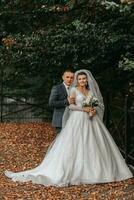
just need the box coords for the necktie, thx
[67,87,70,95]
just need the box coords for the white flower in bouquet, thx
[82,94,102,119]
[82,95,98,107]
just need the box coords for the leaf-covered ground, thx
[0,122,134,200]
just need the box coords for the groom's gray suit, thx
[49,83,69,129]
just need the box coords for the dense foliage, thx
[0,0,134,113]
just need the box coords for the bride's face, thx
[77,74,88,87]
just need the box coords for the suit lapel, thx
[61,83,68,97]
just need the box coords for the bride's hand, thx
[83,107,97,116]
[90,108,97,116]
[83,107,92,113]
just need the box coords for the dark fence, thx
[105,94,134,166]
[0,95,50,122]
[0,93,134,165]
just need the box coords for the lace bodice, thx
[69,87,90,111]
[75,89,88,106]
[69,87,104,120]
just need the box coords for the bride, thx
[5,69,133,186]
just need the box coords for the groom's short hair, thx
[62,69,74,75]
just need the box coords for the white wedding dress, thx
[5,88,133,186]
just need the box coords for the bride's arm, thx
[69,104,93,113]
[69,87,92,112]
[68,87,83,111]
[69,104,83,111]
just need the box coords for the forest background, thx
[0,0,134,119]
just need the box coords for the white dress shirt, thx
[63,82,70,95]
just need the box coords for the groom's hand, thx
[68,96,75,104]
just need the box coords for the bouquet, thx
[82,94,101,119]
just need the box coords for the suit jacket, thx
[49,83,69,128]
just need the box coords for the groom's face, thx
[62,72,74,86]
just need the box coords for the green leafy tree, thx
[0,0,134,117]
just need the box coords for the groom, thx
[49,69,75,134]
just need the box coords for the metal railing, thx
[105,93,134,165]
[0,92,133,165]
[0,95,51,122]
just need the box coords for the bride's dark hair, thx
[77,72,89,89]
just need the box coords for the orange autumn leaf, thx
[0,122,134,200]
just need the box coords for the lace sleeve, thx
[69,87,76,97]
[69,87,83,111]
[69,104,83,111]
